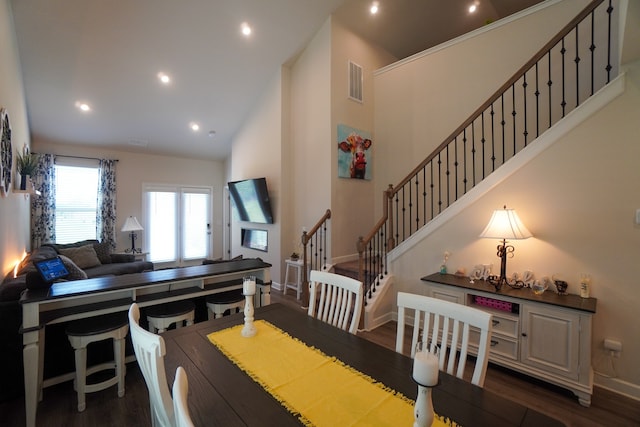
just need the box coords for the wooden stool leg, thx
[74,346,88,412]
[284,264,291,295]
[114,336,126,398]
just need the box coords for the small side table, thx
[283,258,304,300]
[115,252,149,261]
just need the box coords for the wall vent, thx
[348,60,363,103]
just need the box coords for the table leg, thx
[23,328,42,427]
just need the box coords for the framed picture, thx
[0,108,12,197]
[337,124,372,180]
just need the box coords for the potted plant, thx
[16,152,39,190]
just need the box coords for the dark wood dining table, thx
[161,303,565,427]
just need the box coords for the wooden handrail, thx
[392,0,605,193]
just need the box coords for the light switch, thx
[636,209,640,225]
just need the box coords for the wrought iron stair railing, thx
[300,209,331,304]
[357,0,618,304]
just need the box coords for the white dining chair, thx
[128,303,174,427]
[308,270,364,335]
[172,366,195,427]
[395,292,493,387]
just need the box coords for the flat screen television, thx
[241,228,268,252]
[228,177,274,224]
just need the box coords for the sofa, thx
[1,239,154,302]
[0,239,153,401]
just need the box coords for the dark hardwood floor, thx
[1,290,638,426]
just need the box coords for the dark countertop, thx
[421,273,597,313]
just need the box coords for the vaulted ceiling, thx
[10,0,542,161]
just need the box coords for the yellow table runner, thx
[207,320,459,427]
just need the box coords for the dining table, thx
[161,303,565,427]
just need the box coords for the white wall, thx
[373,0,592,214]
[330,18,397,259]
[0,0,31,276]
[289,18,333,262]
[229,69,284,281]
[376,0,640,399]
[30,141,226,259]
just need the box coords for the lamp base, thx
[486,239,525,291]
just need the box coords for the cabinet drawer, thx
[489,314,519,338]
[470,329,518,360]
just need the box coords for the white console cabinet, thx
[421,273,596,407]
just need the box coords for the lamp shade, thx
[121,216,144,232]
[479,206,532,240]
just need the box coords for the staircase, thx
[351,0,621,330]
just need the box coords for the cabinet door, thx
[521,304,580,380]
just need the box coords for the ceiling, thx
[10,0,542,161]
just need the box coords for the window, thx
[54,163,100,243]
[143,184,212,264]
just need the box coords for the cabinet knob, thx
[490,340,499,347]
[492,320,500,327]
[521,332,527,337]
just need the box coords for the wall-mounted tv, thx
[241,228,268,252]
[228,177,274,224]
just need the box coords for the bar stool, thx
[146,300,195,333]
[65,312,129,412]
[206,289,245,319]
[283,258,304,299]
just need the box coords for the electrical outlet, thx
[604,338,622,353]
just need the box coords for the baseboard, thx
[595,374,640,402]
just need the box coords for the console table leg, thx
[24,338,40,427]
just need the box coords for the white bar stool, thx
[206,289,245,319]
[65,312,129,412]
[283,258,304,299]
[146,300,195,333]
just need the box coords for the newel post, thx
[301,231,309,308]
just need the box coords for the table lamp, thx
[479,205,532,291]
[121,216,144,253]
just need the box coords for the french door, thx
[143,184,212,265]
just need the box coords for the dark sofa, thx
[0,239,153,401]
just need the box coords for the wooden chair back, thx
[172,366,195,427]
[128,303,174,427]
[395,292,493,387]
[308,270,363,335]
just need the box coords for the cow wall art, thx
[337,124,372,180]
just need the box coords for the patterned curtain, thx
[30,154,56,248]
[97,159,117,249]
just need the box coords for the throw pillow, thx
[57,255,89,280]
[93,242,112,264]
[59,244,101,269]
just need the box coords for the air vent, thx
[128,139,149,147]
[348,60,363,103]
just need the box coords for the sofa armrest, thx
[110,253,135,263]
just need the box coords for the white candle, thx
[243,278,256,295]
[413,351,439,386]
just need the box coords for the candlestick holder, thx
[412,379,435,427]
[241,276,257,337]
[412,342,438,427]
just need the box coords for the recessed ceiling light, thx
[469,3,478,13]
[75,101,91,112]
[157,72,171,85]
[370,2,379,15]
[208,130,216,138]
[241,22,252,37]
[190,122,200,132]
